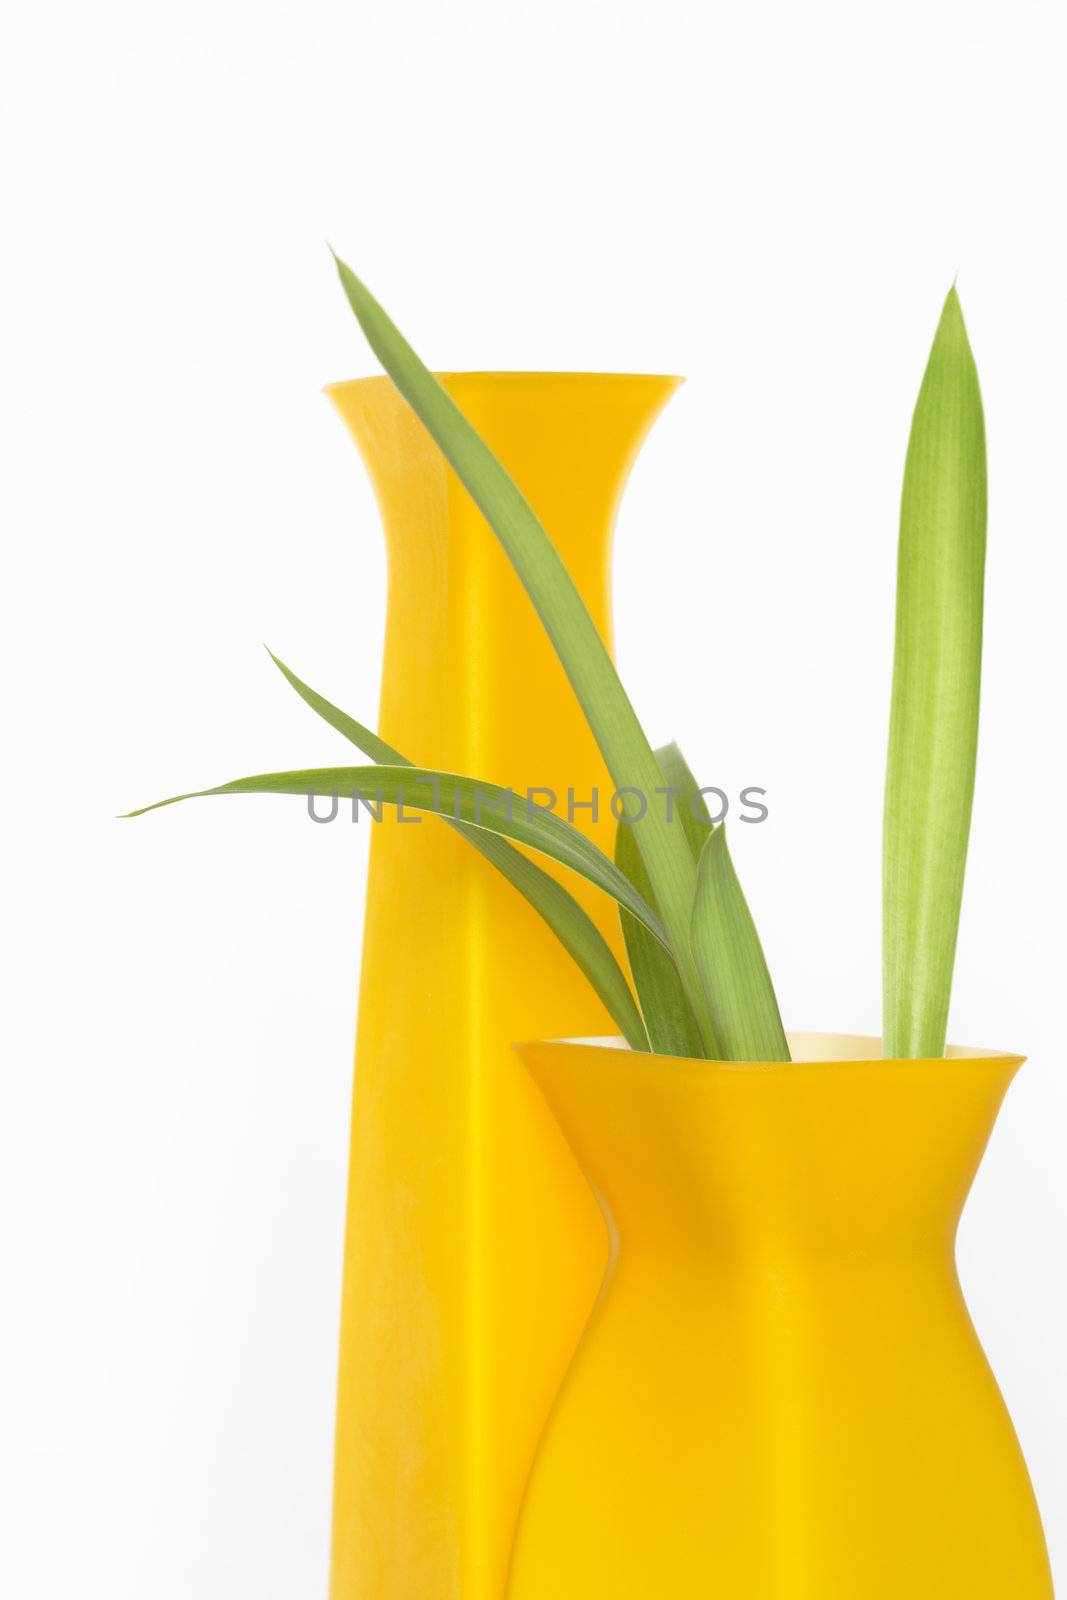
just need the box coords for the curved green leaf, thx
[125,763,669,950]
[267,649,648,1050]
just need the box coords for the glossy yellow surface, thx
[509,1033,1053,1598]
[325,374,680,1600]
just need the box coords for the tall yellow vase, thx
[510,1033,1054,1598]
[325,373,680,1600]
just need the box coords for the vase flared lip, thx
[324,370,685,397]
[515,1031,1025,1077]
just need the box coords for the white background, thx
[2,1,1065,1594]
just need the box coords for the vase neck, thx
[520,1042,1022,1260]
[326,373,679,788]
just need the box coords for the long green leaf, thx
[691,826,790,1062]
[125,764,669,948]
[615,742,713,1058]
[331,253,717,1053]
[883,288,986,1059]
[268,650,648,1050]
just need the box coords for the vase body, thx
[510,1032,1053,1599]
[325,373,680,1600]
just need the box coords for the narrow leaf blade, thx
[612,740,723,1058]
[691,826,790,1063]
[615,818,705,1058]
[883,288,986,1059]
[268,648,401,765]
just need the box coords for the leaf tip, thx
[331,248,361,295]
[937,279,970,344]
[696,818,727,874]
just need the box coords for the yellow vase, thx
[325,373,680,1600]
[510,1033,1053,1598]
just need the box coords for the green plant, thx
[127,269,987,1063]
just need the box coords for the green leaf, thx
[690,826,790,1063]
[125,763,669,950]
[267,649,648,1050]
[614,741,715,1058]
[615,820,704,1058]
[331,252,718,1054]
[883,288,986,1060]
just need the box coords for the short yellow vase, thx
[509,1033,1054,1599]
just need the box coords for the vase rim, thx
[515,1030,1025,1075]
[324,370,685,397]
